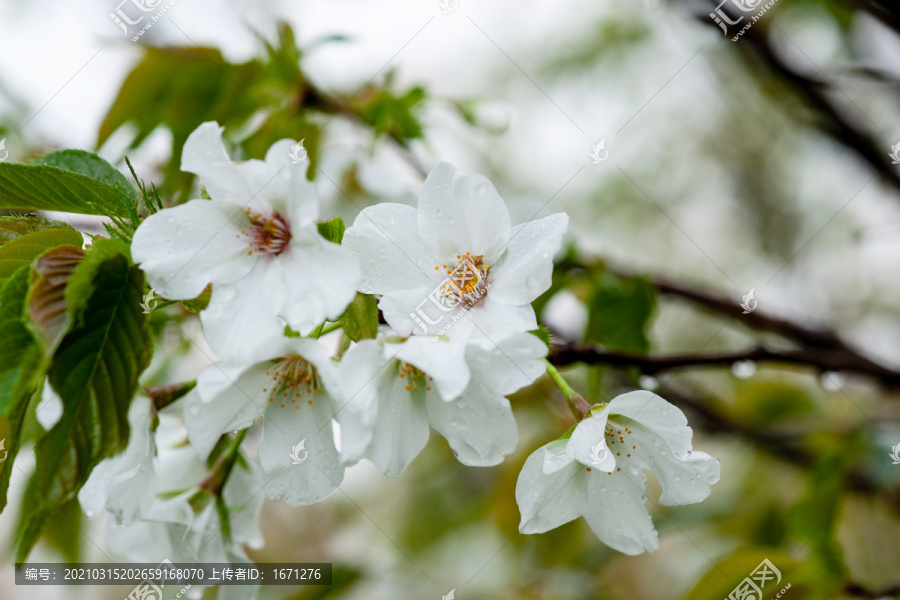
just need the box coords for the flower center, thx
[263,355,321,409]
[240,209,291,255]
[397,362,432,393]
[432,252,490,308]
[599,419,637,474]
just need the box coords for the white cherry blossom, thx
[342,162,567,343]
[184,336,345,506]
[338,332,547,475]
[131,122,360,359]
[516,391,720,555]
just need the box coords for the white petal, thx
[378,286,438,337]
[462,296,537,341]
[186,365,268,459]
[361,372,430,476]
[79,395,156,524]
[607,391,694,458]
[625,423,720,507]
[36,382,62,430]
[264,139,319,229]
[181,122,276,209]
[488,213,568,305]
[343,203,436,293]
[583,469,659,555]
[569,407,617,472]
[417,162,511,264]
[131,199,255,299]
[391,336,470,401]
[542,438,575,474]
[425,384,517,466]
[465,332,547,396]
[200,259,289,360]
[280,237,361,331]
[516,446,587,534]
[259,392,344,506]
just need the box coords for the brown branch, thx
[657,382,899,509]
[548,341,900,386]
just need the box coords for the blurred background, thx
[1,0,900,598]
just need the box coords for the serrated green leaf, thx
[340,292,378,342]
[0,161,132,217]
[34,149,137,203]
[0,266,44,513]
[0,222,83,289]
[16,245,151,560]
[585,274,656,353]
[0,217,76,246]
[317,216,346,244]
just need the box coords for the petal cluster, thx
[131,122,360,359]
[516,391,720,554]
[343,162,568,343]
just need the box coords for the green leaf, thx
[684,548,798,600]
[356,85,426,140]
[16,242,151,560]
[340,293,379,342]
[317,216,346,244]
[0,161,133,217]
[585,273,656,353]
[0,216,75,245]
[0,220,83,291]
[0,266,44,513]
[181,284,211,314]
[529,326,552,349]
[34,149,137,203]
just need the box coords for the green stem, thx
[318,322,343,336]
[544,359,592,419]
[309,322,326,339]
[199,429,247,497]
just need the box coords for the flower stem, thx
[199,429,247,497]
[543,359,592,419]
[318,322,343,336]
[309,322,326,339]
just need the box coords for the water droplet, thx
[820,371,845,391]
[475,183,488,196]
[731,360,757,379]
[188,404,200,415]
[638,375,658,390]
[673,474,681,482]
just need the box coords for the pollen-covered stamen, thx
[432,251,490,308]
[603,420,636,472]
[397,362,431,392]
[264,355,321,409]
[240,209,291,255]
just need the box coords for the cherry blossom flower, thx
[338,332,547,475]
[131,122,360,359]
[516,391,720,555]
[184,337,345,506]
[342,162,567,342]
